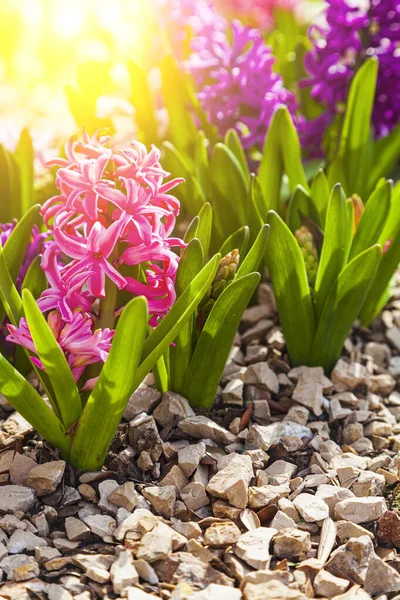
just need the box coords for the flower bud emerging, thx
[198,249,239,322]
[295,226,318,287]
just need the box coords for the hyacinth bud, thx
[198,249,240,323]
[350,194,364,236]
[295,226,318,287]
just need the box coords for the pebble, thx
[142,485,176,518]
[110,550,139,594]
[26,461,66,496]
[179,416,237,445]
[0,485,36,514]
[7,530,47,553]
[1,554,39,581]
[273,528,311,560]
[109,482,139,511]
[178,442,206,477]
[153,391,195,426]
[334,497,387,524]
[293,493,329,522]
[206,455,253,509]
[234,528,277,570]
[203,522,241,548]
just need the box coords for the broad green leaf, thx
[69,296,148,471]
[15,129,34,215]
[246,176,265,245]
[314,185,350,321]
[287,185,316,233]
[196,203,212,259]
[220,226,250,258]
[3,205,41,282]
[184,216,200,243]
[224,129,250,184]
[170,239,204,392]
[0,145,20,223]
[22,289,82,428]
[0,243,23,325]
[349,180,391,260]
[378,181,400,245]
[236,224,269,278]
[21,256,47,300]
[310,245,382,372]
[209,144,248,241]
[368,123,400,196]
[337,58,378,197]
[259,107,309,214]
[360,229,400,326]
[135,254,220,385]
[0,354,70,456]
[265,211,316,365]
[183,273,260,408]
[310,168,330,228]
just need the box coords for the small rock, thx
[98,480,119,514]
[142,486,176,519]
[336,520,374,543]
[153,392,195,427]
[7,530,47,553]
[313,570,349,596]
[1,554,39,581]
[84,514,116,541]
[265,460,297,478]
[325,536,375,584]
[153,552,233,589]
[35,547,61,565]
[248,482,290,509]
[206,455,253,509]
[315,484,355,516]
[178,443,206,477]
[110,550,139,595]
[292,367,327,416]
[109,482,139,511]
[9,454,37,486]
[124,387,161,420]
[243,363,279,394]
[133,559,159,584]
[204,522,241,548]
[364,555,400,595]
[137,523,185,563]
[334,497,387,524]
[246,422,312,452]
[0,485,36,514]
[222,379,244,406]
[377,510,400,547]
[65,517,90,541]
[181,482,210,511]
[26,461,66,497]
[128,414,162,461]
[273,528,311,560]
[293,493,329,522]
[350,471,385,497]
[114,509,157,542]
[331,360,368,391]
[179,416,237,445]
[160,465,189,491]
[234,528,277,570]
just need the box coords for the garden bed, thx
[1,278,400,599]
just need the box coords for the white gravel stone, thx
[334,497,387,524]
[293,493,329,522]
[0,485,36,514]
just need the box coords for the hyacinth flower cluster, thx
[7,130,184,383]
[301,0,400,154]
[214,0,299,30]
[186,16,297,151]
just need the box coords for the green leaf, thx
[360,229,400,326]
[135,254,220,385]
[337,58,378,197]
[196,203,212,259]
[310,245,382,372]
[0,145,20,223]
[349,180,391,260]
[0,243,23,326]
[265,211,316,365]
[0,354,70,456]
[224,129,250,185]
[3,205,41,282]
[314,184,351,321]
[22,289,82,428]
[183,272,260,408]
[170,239,205,393]
[378,181,400,245]
[310,168,330,228]
[287,185,317,233]
[368,123,400,196]
[21,256,47,300]
[236,224,269,278]
[259,107,309,214]
[15,129,34,216]
[220,226,250,258]
[209,144,248,241]
[184,216,200,244]
[69,296,148,471]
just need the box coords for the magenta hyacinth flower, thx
[7,311,114,383]
[8,130,184,381]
